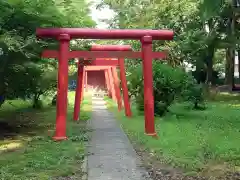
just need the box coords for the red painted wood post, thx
[53,34,70,141]
[85,71,88,92]
[112,66,123,111]
[81,67,85,101]
[108,67,116,101]
[104,69,111,97]
[141,36,156,136]
[118,58,132,117]
[73,61,84,121]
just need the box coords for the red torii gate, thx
[84,65,120,103]
[37,28,174,140]
[90,45,133,117]
[84,61,119,101]
[84,65,122,109]
[73,45,134,122]
[84,65,119,101]
[74,59,124,122]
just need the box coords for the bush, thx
[183,80,206,110]
[128,62,205,116]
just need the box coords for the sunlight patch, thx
[229,104,240,107]
[0,142,22,153]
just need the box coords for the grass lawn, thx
[105,94,240,178]
[0,91,92,180]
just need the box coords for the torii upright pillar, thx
[141,36,155,136]
[85,71,88,92]
[104,69,111,96]
[111,66,123,111]
[53,34,70,140]
[118,57,132,117]
[107,67,116,101]
[73,60,84,121]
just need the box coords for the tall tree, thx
[0,0,95,107]
[100,0,240,86]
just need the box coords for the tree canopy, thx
[99,0,240,85]
[0,0,95,107]
[1,0,240,108]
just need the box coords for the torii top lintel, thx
[36,28,174,40]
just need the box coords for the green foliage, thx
[0,0,95,108]
[100,0,240,86]
[183,82,206,110]
[128,62,203,116]
[4,63,43,99]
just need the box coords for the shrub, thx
[128,62,205,116]
[183,80,206,110]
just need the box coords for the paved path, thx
[87,97,151,180]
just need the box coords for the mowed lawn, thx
[0,92,92,180]
[105,93,240,176]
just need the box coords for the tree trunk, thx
[225,10,236,88]
[205,45,215,85]
[203,19,215,86]
[231,2,236,89]
[32,93,41,109]
[225,48,235,88]
[238,50,240,79]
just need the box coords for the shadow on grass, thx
[0,95,93,179]
[0,94,93,141]
[0,107,55,140]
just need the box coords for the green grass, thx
[105,95,240,175]
[0,92,92,180]
[209,91,240,102]
[0,99,32,118]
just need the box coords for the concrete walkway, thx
[87,97,151,180]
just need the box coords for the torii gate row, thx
[41,49,135,135]
[42,53,132,139]
[42,45,168,139]
[89,45,133,117]
[76,46,167,123]
[36,28,174,140]
[73,63,126,123]
[84,66,122,108]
